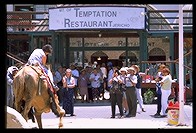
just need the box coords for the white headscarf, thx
[7,66,18,74]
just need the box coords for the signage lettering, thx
[75,8,117,17]
[65,19,113,28]
[49,7,145,30]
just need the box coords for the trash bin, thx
[167,101,179,125]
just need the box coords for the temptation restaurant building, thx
[7,4,192,77]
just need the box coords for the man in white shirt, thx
[125,67,138,117]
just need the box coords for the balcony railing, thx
[147,10,192,31]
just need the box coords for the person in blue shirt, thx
[154,76,162,117]
[153,64,165,117]
[107,62,114,91]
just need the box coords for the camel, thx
[13,65,65,128]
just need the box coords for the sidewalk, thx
[38,101,193,129]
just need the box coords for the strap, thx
[29,65,55,94]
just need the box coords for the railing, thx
[140,50,192,80]
[6,51,26,64]
[141,51,193,92]
[7,42,29,61]
[174,50,192,71]
[174,50,192,89]
[147,10,193,31]
[140,50,192,102]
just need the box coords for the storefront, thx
[48,5,172,72]
[7,4,192,75]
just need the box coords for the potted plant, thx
[143,88,155,104]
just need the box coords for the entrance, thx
[148,56,166,61]
[91,51,108,66]
[148,47,166,62]
[107,59,123,68]
[84,50,126,68]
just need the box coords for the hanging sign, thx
[49,6,146,30]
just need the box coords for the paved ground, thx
[28,100,193,129]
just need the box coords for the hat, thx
[127,67,135,72]
[119,67,127,73]
[66,69,72,73]
[132,65,140,72]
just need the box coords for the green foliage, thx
[143,89,155,104]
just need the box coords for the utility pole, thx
[178,4,185,126]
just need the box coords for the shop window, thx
[14,6,34,11]
[69,51,83,67]
[147,36,170,62]
[148,47,166,61]
[84,37,125,47]
[128,37,140,47]
[70,38,82,47]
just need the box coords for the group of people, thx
[107,64,146,118]
[154,64,173,117]
[107,63,173,119]
[6,44,173,119]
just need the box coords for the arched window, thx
[148,47,166,61]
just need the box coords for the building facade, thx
[7,4,192,78]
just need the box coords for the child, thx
[154,76,162,117]
[153,64,165,117]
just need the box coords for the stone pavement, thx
[29,100,193,129]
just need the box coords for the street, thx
[27,101,193,129]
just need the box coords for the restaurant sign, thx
[49,7,146,30]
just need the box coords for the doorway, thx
[91,51,108,66]
[86,50,125,68]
